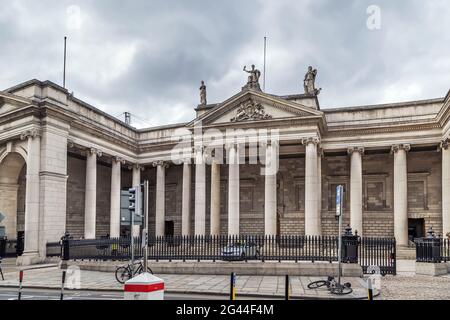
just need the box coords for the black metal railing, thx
[47,234,397,275]
[46,241,62,257]
[359,237,396,275]
[0,238,23,258]
[416,238,450,263]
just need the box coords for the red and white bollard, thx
[124,273,164,300]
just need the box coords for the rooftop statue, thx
[242,64,261,91]
[199,80,207,105]
[303,66,321,95]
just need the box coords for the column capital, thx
[20,129,41,140]
[67,139,75,148]
[152,160,170,168]
[301,136,320,146]
[260,139,279,148]
[89,148,102,157]
[391,144,410,154]
[112,156,126,164]
[347,146,365,155]
[317,146,324,158]
[224,141,240,150]
[440,139,450,150]
[128,163,144,171]
[194,144,204,153]
[181,157,192,164]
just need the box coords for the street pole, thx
[336,185,344,290]
[143,180,149,272]
[131,192,135,269]
[338,205,342,288]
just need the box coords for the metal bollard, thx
[18,270,23,300]
[285,275,290,300]
[60,270,67,300]
[367,277,373,301]
[229,272,236,300]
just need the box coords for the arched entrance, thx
[0,151,27,254]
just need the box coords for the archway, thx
[0,152,27,241]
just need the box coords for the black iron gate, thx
[359,237,396,275]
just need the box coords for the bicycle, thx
[0,259,4,281]
[115,260,153,284]
[307,276,353,295]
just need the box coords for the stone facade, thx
[1,78,450,264]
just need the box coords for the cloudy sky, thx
[1,0,449,128]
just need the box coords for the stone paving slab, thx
[0,266,372,299]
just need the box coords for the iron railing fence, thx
[46,241,62,257]
[0,239,23,258]
[46,234,397,275]
[415,238,450,263]
[358,237,396,275]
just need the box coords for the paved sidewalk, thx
[0,265,371,299]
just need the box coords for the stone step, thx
[396,246,416,260]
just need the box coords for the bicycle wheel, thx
[137,265,154,275]
[330,285,353,295]
[115,266,131,284]
[307,280,328,289]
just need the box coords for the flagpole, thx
[63,36,67,88]
[263,36,267,92]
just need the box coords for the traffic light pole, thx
[143,180,149,272]
[336,185,344,290]
[131,200,135,268]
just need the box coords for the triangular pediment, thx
[189,90,323,127]
[0,92,31,115]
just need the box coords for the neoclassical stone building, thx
[1,70,450,264]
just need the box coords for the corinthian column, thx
[84,148,101,239]
[348,146,364,236]
[391,144,410,246]
[194,146,206,235]
[228,143,240,235]
[210,159,221,235]
[264,140,278,235]
[181,160,192,236]
[20,129,41,261]
[441,140,450,236]
[153,161,168,236]
[302,137,320,235]
[110,157,123,238]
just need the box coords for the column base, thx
[16,251,45,266]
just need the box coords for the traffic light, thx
[128,186,141,222]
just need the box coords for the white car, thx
[221,241,260,261]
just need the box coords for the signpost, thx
[143,180,149,272]
[336,185,344,291]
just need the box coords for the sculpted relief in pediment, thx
[230,100,272,122]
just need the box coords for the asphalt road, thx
[0,287,223,300]
[0,287,271,300]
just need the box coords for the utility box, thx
[342,226,359,263]
[124,273,164,300]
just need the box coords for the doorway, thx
[165,220,174,237]
[408,218,425,242]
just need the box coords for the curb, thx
[0,284,379,300]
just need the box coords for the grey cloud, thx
[1,0,449,127]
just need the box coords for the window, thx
[363,174,388,212]
[407,173,429,210]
